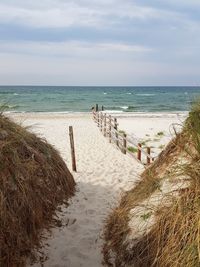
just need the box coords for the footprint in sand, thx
[64,218,77,226]
[79,237,96,248]
[60,251,71,262]
[69,247,88,260]
[86,209,96,215]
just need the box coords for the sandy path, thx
[12,113,143,267]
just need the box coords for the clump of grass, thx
[0,114,76,266]
[141,141,146,146]
[140,212,152,221]
[157,131,165,137]
[141,139,152,146]
[119,130,126,134]
[185,100,200,153]
[128,146,138,153]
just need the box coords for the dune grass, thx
[156,131,165,137]
[0,114,76,266]
[103,101,200,266]
[159,144,165,150]
[128,146,138,153]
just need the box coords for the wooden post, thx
[102,105,104,111]
[100,113,103,132]
[104,113,107,137]
[137,143,142,161]
[109,115,112,143]
[94,111,97,122]
[114,118,119,147]
[69,126,77,172]
[97,112,100,127]
[123,133,127,154]
[95,104,98,112]
[147,147,151,165]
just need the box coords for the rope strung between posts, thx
[92,109,155,166]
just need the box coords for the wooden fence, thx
[92,108,154,165]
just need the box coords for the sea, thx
[0,86,200,113]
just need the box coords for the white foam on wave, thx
[5,111,26,114]
[120,106,128,110]
[105,110,123,114]
[136,94,155,96]
[13,93,19,96]
[103,92,107,95]
[3,104,19,109]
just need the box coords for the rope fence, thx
[92,105,155,166]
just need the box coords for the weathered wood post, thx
[137,143,142,161]
[104,113,107,137]
[97,112,100,127]
[147,147,151,165]
[123,133,127,154]
[69,126,77,172]
[114,118,119,147]
[100,112,103,132]
[95,104,98,112]
[109,115,112,143]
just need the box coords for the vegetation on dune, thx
[156,131,165,137]
[103,101,200,267]
[0,114,76,267]
[128,146,138,153]
[159,144,165,150]
[119,130,126,134]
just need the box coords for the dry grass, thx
[103,101,200,267]
[0,114,76,267]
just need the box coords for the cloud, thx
[0,0,199,85]
[164,0,200,7]
[0,1,185,29]
[0,3,97,28]
[0,51,199,86]
[0,40,152,59]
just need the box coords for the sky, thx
[0,0,200,86]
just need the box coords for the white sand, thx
[116,112,186,158]
[9,112,187,267]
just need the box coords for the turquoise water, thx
[0,86,200,113]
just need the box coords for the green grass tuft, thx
[119,130,126,134]
[140,212,152,221]
[128,146,138,153]
[156,131,164,137]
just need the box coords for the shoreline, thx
[6,110,188,118]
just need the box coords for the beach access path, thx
[9,112,185,267]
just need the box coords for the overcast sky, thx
[0,0,200,86]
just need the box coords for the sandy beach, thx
[8,112,187,267]
[1,0,199,265]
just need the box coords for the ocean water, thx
[0,86,200,113]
